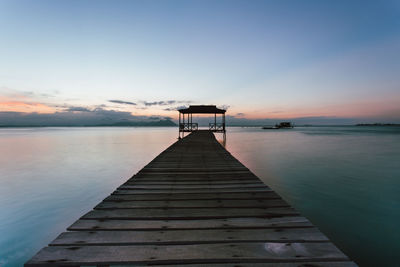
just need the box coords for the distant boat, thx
[262,122,294,129]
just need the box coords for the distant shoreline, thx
[356,123,400,126]
[0,119,177,128]
[0,125,177,128]
[1,124,399,128]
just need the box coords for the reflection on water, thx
[0,126,399,266]
[0,127,177,266]
[215,132,227,147]
[226,126,400,267]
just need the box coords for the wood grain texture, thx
[26,243,351,266]
[95,199,288,209]
[68,217,313,231]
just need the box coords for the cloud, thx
[219,105,230,110]
[142,100,192,107]
[2,87,59,99]
[66,106,91,112]
[175,105,188,110]
[0,99,55,113]
[236,113,245,116]
[143,100,176,106]
[96,104,108,108]
[0,87,62,113]
[23,91,57,98]
[163,105,188,111]
[108,99,136,105]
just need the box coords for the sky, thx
[0,0,400,124]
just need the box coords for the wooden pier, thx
[26,130,356,266]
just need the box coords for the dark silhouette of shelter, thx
[178,105,226,138]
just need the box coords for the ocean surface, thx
[0,126,399,266]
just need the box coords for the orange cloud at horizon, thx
[0,100,55,113]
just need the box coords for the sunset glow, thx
[0,0,399,124]
[0,96,55,113]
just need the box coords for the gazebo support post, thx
[214,113,216,130]
[223,113,225,132]
[178,113,181,139]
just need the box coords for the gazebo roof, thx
[178,105,226,114]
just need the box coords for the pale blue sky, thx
[0,0,399,120]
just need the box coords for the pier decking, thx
[26,130,356,266]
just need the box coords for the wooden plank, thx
[149,263,357,267]
[137,170,252,175]
[141,170,249,174]
[127,179,260,183]
[50,228,329,246]
[81,207,299,220]
[132,172,258,178]
[26,243,350,266]
[134,170,255,175]
[68,217,313,231]
[144,166,246,169]
[104,191,280,202]
[107,191,282,200]
[129,174,260,181]
[95,199,289,209]
[113,188,272,194]
[118,184,269,190]
[145,162,244,165]
[124,180,263,185]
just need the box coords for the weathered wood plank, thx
[149,263,357,267]
[95,199,289,209]
[50,228,329,246]
[107,191,281,200]
[128,177,261,182]
[129,174,260,181]
[26,243,350,266]
[137,170,252,175]
[131,173,259,178]
[141,170,249,174]
[81,207,299,220]
[134,171,256,175]
[68,217,313,231]
[114,188,272,194]
[124,180,263,185]
[118,183,268,190]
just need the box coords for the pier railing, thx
[209,122,225,132]
[179,122,198,132]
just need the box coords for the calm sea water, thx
[0,126,399,266]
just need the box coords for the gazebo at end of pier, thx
[178,105,226,138]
